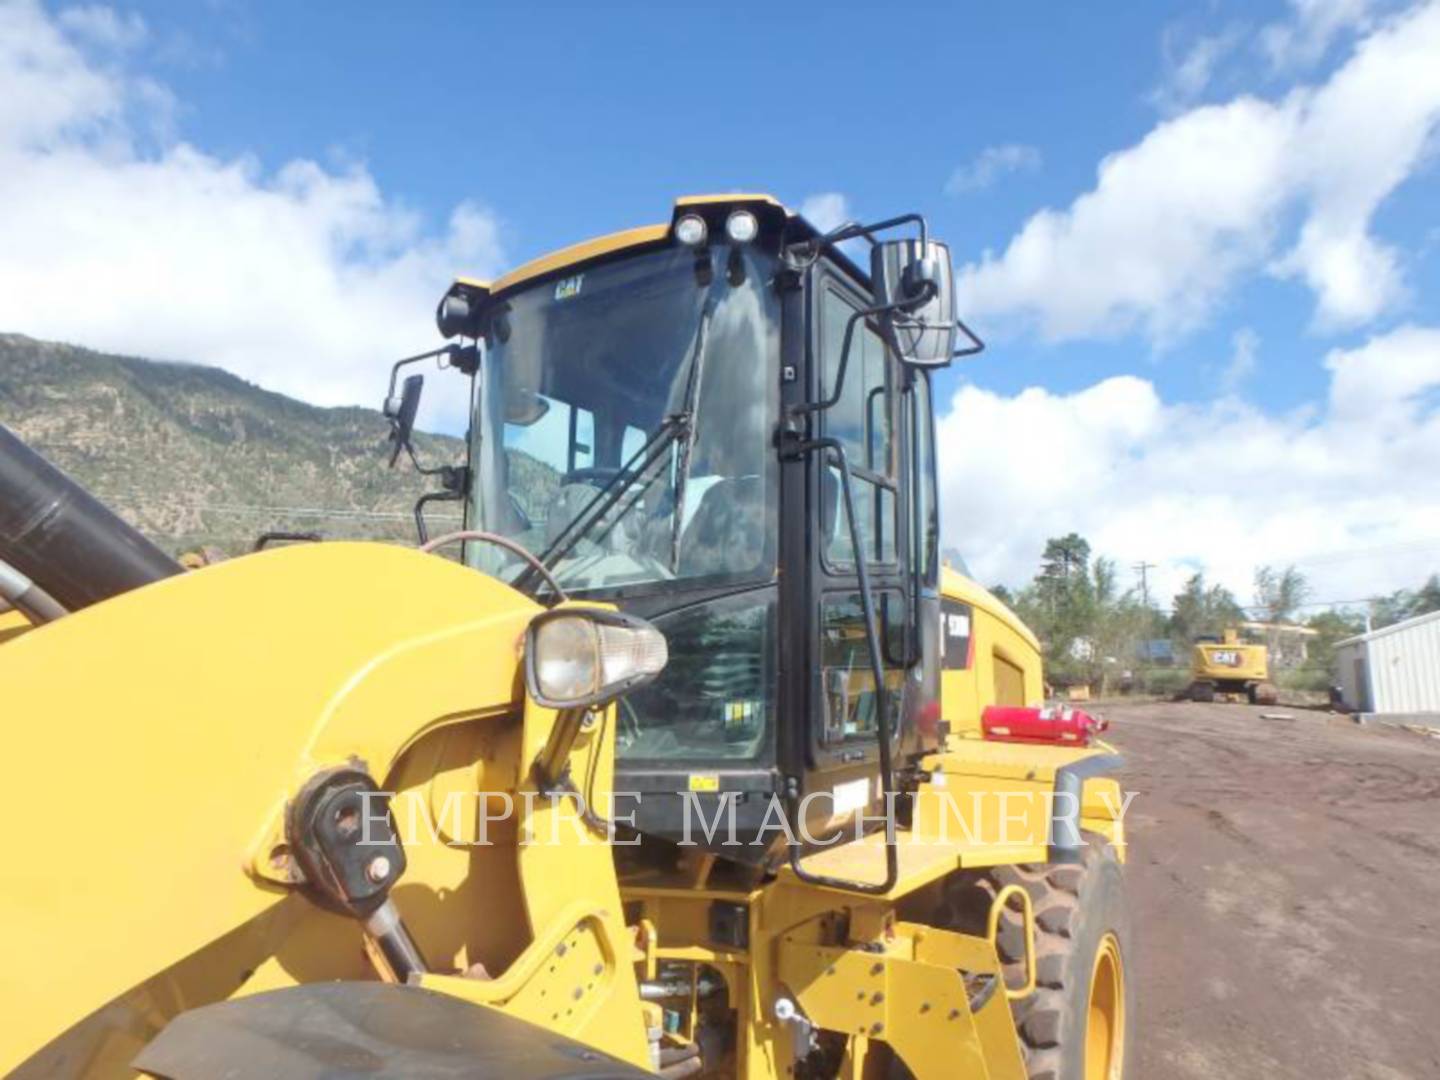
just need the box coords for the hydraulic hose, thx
[0,423,180,610]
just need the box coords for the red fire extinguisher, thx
[982,704,1109,746]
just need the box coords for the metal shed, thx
[1334,609,1440,716]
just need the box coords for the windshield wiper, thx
[667,296,716,572]
[514,296,717,594]
[519,413,685,591]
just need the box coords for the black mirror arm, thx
[400,438,465,479]
[409,464,470,543]
[413,488,461,546]
[953,315,985,359]
[790,280,938,422]
[825,211,928,250]
[791,209,985,365]
[385,343,481,472]
[384,349,444,471]
[786,213,930,272]
[383,344,459,411]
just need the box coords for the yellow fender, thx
[1,542,543,1076]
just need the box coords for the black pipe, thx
[0,422,180,611]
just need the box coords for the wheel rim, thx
[1085,932,1125,1080]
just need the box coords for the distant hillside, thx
[0,333,469,556]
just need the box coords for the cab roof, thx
[448,193,869,312]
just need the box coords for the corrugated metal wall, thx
[1344,611,1440,714]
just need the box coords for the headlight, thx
[725,209,758,244]
[525,609,669,709]
[673,213,708,247]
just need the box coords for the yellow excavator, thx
[0,195,1132,1080]
[1187,628,1277,705]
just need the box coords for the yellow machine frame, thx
[1,195,1130,1080]
[939,568,1045,736]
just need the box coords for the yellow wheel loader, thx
[0,195,1132,1080]
[1186,628,1277,705]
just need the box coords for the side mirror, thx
[384,373,424,467]
[871,239,958,366]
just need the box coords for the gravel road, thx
[1104,701,1440,1079]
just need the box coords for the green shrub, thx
[1277,665,1333,692]
[1138,667,1191,696]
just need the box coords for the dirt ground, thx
[1102,700,1440,1079]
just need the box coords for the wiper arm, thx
[514,412,685,594]
[514,295,718,595]
[668,296,717,572]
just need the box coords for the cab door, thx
[794,262,922,841]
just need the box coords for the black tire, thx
[1189,681,1214,703]
[936,839,1135,1080]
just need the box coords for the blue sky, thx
[2,0,1438,607]
[118,0,1432,411]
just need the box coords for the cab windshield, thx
[467,244,779,595]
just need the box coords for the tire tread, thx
[937,837,1126,1080]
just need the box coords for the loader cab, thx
[436,196,973,869]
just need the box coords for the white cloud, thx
[1261,0,1375,70]
[1269,2,1440,327]
[960,0,1440,342]
[0,0,504,428]
[57,4,146,50]
[938,324,1440,608]
[799,192,851,234]
[1152,25,1243,112]
[945,144,1041,195]
[960,96,1292,342]
[1220,327,1259,393]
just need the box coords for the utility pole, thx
[1133,561,1156,609]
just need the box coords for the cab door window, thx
[815,276,908,753]
[820,590,907,742]
[910,371,939,587]
[819,287,898,567]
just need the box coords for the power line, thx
[190,503,460,522]
[1240,597,1380,612]
[95,496,461,523]
[1286,537,1440,567]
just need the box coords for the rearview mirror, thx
[505,384,551,426]
[871,239,957,366]
[384,373,423,466]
